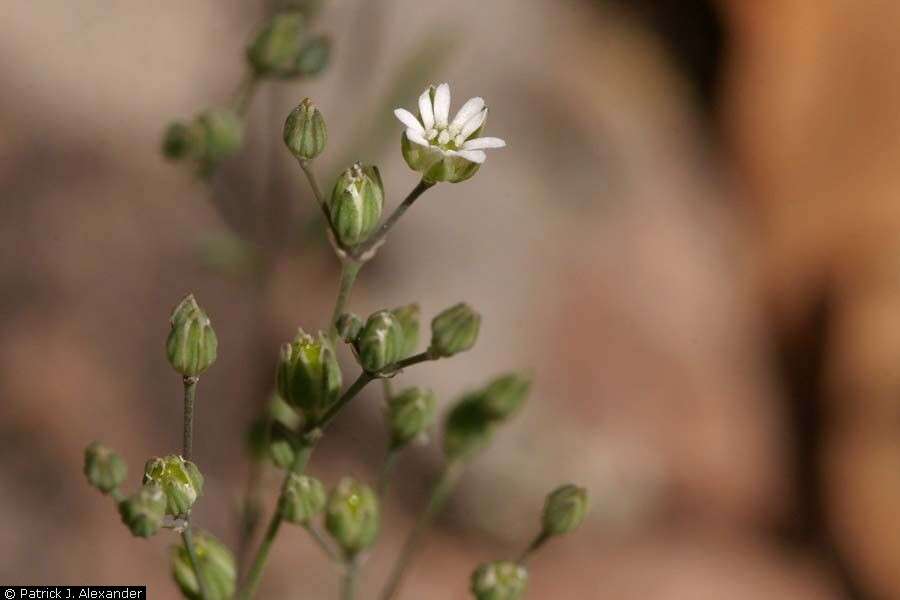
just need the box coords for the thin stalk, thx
[350,179,435,260]
[377,448,400,499]
[298,158,333,227]
[384,350,434,373]
[516,530,551,565]
[180,376,209,600]
[342,557,360,600]
[329,260,362,341]
[378,460,465,600]
[232,72,260,116]
[305,523,341,562]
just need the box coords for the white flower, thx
[394,83,506,165]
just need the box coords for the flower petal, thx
[405,128,430,147]
[462,136,506,150]
[459,108,487,139]
[450,97,485,131]
[394,108,424,133]
[454,149,486,164]
[433,83,451,127]
[418,88,435,130]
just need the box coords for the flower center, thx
[425,124,466,151]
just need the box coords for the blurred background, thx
[3,0,900,597]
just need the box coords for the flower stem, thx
[329,260,362,341]
[342,557,360,600]
[304,522,340,562]
[180,376,209,600]
[351,179,435,260]
[516,530,551,565]
[377,448,400,499]
[298,158,336,233]
[378,460,465,600]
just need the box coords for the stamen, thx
[437,130,450,145]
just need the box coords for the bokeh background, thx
[3,0,900,598]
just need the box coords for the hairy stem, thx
[298,158,335,233]
[351,179,435,260]
[379,460,465,600]
[330,260,362,341]
[181,376,209,600]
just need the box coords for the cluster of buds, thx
[339,303,421,374]
[246,11,330,79]
[162,109,245,175]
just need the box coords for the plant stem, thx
[298,158,335,233]
[342,556,360,600]
[377,448,400,499]
[329,260,362,341]
[516,530,551,565]
[232,72,260,116]
[378,460,465,600]
[384,350,434,373]
[305,522,340,562]
[180,376,209,600]
[238,443,314,600]
[351,179,435,260]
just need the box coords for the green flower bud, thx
[429,303,481,358]
[246,11,305,77]
[542,484,589,536]
[401,132,482,185]
[443,393,494,462]
[336,312,363,344]
[357,310,405,372]
[294,35,331,77]
[279,473,327,525]
[162,121,204,161]
[143,455,204,517]
[325,478,379,556]
[283,98,327,160]
[481,372,531,421]
[267,420,300,469]
[276,329,342,422]
[83,442,127,494]
[390,303,420,359]
[470,561,528,600]
[118,485,166,538]
[329,163,384,247]
[386,387,437,449]
[171,530,236,600]
[196,108,244,164]
[166,294,218,377]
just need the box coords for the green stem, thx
[377,448,400,499]
[180,376,209,600]
[350,179,435,260]
[342,557,360,600]
[329,260,362,341]
[378,461,465,600]
[182,527,209,600]
[305,522,340,562]
[516,530,551,565]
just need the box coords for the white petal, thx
[454,149,486,164]
[418,89,435,130]
[450,97,485,131]
[433,83,451,127]
[394,108,424,133]
[459,108,487,139]
[405,128,430,147]
[462,136,506,150]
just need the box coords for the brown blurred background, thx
[3,0,900,598]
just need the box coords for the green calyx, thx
[171,530,236,600]
[470,561,528,600]
[542,484,589,536]
[429,303,481,358]
[283,98,327,160]
[84,441,127,494]
[356,310,406,373]
[386,386,437,449]
[119,485,167,538]
[481,372,531,420]
[276,328,342,423]
[329,163,384,247]
[143,455,204,517]
[166,294,218,377]
[390,303,420,359]
[325,477,380,556]
[279,473,327,525]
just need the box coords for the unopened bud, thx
[143,455,204,517]
[276,329,342,423]
[280,473,327,525]
[357,310,405,372]
[542,484,589,536]
[325,478,379,556]
[335,312,363,344]
[390,303,420,359]
[470,561,528,600]
[429,303,480,358]
[294,35,331,77]
[329,163,384,247]
[247,11,305,77]
[481,372,531,421]
[166,294,218,377]
[162,121,203,161]
[84,442,127,494]
[119,485,166,538]
[386,387,437,449]
[171,530,236,600]
[196,109,244,164]
[283,98,327,160]
[443,393,494,462]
